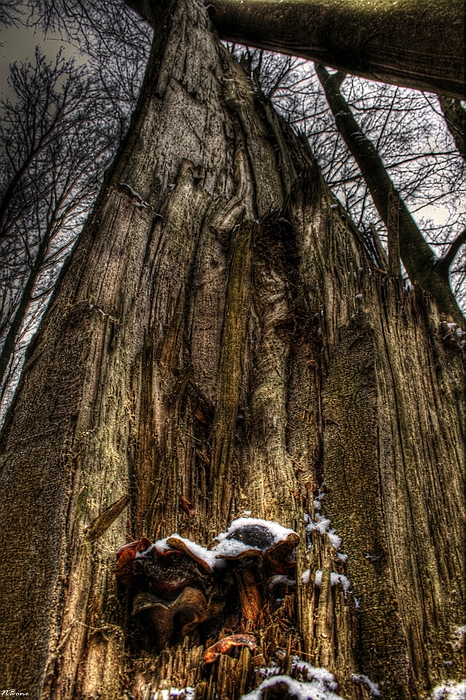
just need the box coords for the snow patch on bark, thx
[352,673,381,697]
[308,569,352,593]
[306,513,342,551]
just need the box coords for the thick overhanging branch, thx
[316,64,465,326]
[126,0,464,97]
[204,0,464,98]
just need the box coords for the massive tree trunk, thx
[0,2,464,699]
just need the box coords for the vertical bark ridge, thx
[211,222,253,520]
[289,173,465,696]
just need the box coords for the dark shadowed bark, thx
[315,63,465,327]
[439,96,466,160]
[0,2,464,699]
[135,0,465,99]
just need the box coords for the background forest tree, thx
[0,1,464,700]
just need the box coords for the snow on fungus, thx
[212,537,263,560]
[150,537,171,552]
[240,672,346,700]
[166,535,218,573]
[213,518,299,572]
[215,518,298,547]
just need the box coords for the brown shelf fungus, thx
[115,537,152,586]
[132,587,222,650]
[116,519,299,650]
[213,518,299,574]
[132,542,212,599]
[203,634,257,665]
[212,519,299,625]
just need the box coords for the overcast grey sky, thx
[1,22,77,99]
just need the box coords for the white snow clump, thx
[306,514,342,551]
[312,570,352,594]
[155,688,194,700]
[430,681,466,700]
[240,673,346,700]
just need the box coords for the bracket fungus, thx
[131,543,209,600]
[203,634,257,664]
[211,519,299,624]
[166,535,217,574]
[212,518,299,574]
[115,537,152,586]
[116,518,299,650]
[132,587,220,649]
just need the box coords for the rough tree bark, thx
[0,2,464,699]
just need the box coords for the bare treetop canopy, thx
[127,0,465,98]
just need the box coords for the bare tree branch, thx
[436,227,466,274]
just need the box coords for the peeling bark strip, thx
[211,221,253,511]
[0,0,464,699]
[85,494,131,543]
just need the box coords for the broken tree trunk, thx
[0,2,463,699]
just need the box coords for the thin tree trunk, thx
[315,63,465,327]
[0,231,51,386]
[0,2,464,699]
[438,96,466,160]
